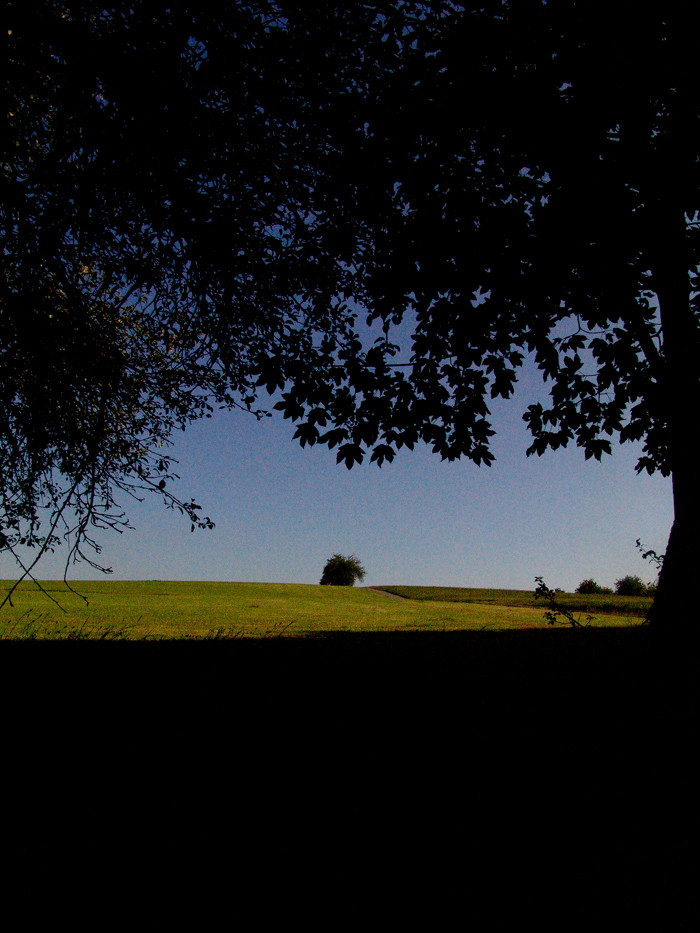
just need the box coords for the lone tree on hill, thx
[320,554,366,587]
[2,2,699,632]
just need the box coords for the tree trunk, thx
[648,519,697,631]
[646,200,700,635]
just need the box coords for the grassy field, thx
[382,584,653,618]
[0,579,650,638]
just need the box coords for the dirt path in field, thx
[366,587,408,600]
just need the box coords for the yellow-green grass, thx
[0,580,649,639]
[382,585,652,619]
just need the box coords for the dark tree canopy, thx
[615,575,650,597]
[3,0,410,580]
[320,554,367,587]
[3,1,700,628]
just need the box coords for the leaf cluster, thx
[534,576,594,628]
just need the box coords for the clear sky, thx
[2,358,673,593]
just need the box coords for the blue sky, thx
[2,359,673,592]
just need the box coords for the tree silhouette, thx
[3,2,700,630]
[615,575,649,597]
[276,0,700,632]
[320,554,366,587]
[576,580,611,596]
[3,1,405,588]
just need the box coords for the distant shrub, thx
[576,579,614,595]
[575,579,605,595]
[614,574,648,596]
[320,553,366,586]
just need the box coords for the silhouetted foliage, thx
[636,538,665,572]
[534,577,594,628]
[3,1,418,589]
[635,538,664,599]
[320,554,366,587]
[3,2,699,627]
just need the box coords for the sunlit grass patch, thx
[0,580,648,639]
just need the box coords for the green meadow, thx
[0,580,650,639]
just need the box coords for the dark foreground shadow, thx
[1,629,696,925]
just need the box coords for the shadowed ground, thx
[1,630,695,926]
